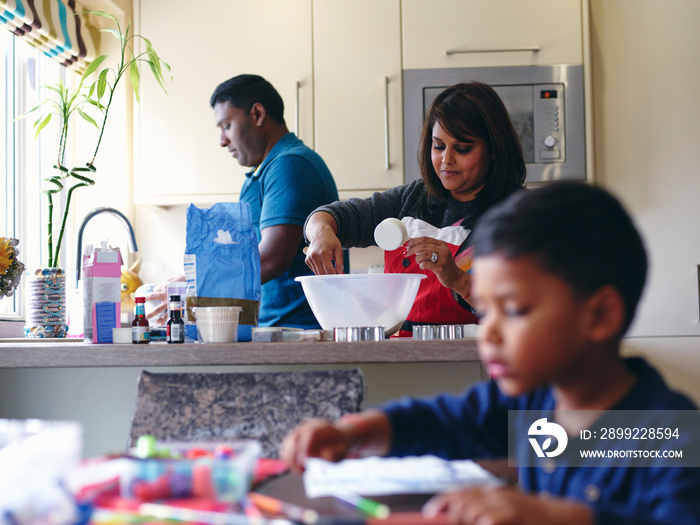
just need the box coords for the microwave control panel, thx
[534,84,565,163]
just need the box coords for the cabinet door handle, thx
[384,76,390,170]
[295,81,301,137]
[446,46,540,55]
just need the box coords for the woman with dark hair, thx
[304,82,526,336]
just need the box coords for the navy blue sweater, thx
[383,357,700,525]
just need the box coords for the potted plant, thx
[18,10,170,337]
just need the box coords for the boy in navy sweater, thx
[281,183,700,525]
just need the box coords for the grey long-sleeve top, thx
[307,180,477,250]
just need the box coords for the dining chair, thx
[127,368,367,458]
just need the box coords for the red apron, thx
[383,217,479,337]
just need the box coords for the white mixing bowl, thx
[296,273,426,336]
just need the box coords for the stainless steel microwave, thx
[403,64,586,184]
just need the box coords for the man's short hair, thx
[210,74,285,125]
[471,182,647,334]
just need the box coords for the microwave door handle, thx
[446,46,540,55]
[295,80,301,137]
[384,76,390,170]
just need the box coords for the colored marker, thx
[244,496,265,518]
[333,490,390,519]
[138,502,295,525]
[249,492,320,524]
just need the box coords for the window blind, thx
[0,0,96,73]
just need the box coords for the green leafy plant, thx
[17,11,170,268]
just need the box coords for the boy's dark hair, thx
[471,182,647,334]
[210,74,286,125]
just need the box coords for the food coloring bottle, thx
[167,294,185,344]
[132,296,150,344]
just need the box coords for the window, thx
[1,30,65,318]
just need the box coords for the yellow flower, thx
[0,237,13,275]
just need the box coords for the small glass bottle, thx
[167,294,185,344]
[132,296,150,344]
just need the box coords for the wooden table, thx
[0,338,480,369]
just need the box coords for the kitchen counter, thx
[0,338,480,369]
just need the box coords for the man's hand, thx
[423,486,593,525]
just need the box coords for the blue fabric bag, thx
[184,202,261,341]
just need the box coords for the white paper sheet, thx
[303,455,502,498]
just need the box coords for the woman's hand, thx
[405,237,471,299]
[280,418,352,474]
[144,275,186,325]
[304,212,345,275]
[423,486,593,525]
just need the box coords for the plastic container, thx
[194,306,242,343]
[118,439,261,503]
[374,217,409,251]
[1,419,82,524]
[112,327,132,344]
[296,273,426,336]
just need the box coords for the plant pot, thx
[24,268,68,338]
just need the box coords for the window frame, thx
[1,31,66,320]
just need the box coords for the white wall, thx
[589,0,700,400]
[591,0,700,337]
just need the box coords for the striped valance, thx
[0,0,96,72]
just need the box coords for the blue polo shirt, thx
[241,133,338,328]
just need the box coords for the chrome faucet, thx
[75,207,138,286]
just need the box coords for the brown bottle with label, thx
[167,294,185,344]
[132,296,150,344]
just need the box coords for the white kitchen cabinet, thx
[402,0,584,69]
[313,0,404,194]
[134,0,402,203]
[133,0,313,205]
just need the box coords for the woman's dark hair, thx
[471,182,648,334]
[418,81,526,228]
[210,74,285,125]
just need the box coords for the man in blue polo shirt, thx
[210,74,338,328]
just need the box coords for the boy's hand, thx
[280,418,352,474]
[423,486,593,525]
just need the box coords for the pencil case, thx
[118,439,261,503]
